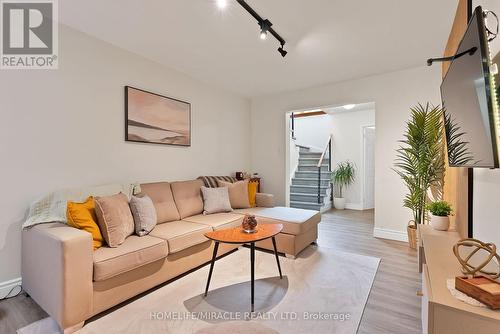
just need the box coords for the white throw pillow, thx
[201,186,233,215]
[130,195,157,236]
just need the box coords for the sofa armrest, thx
[22,223,93,329]
[256,193,275,208]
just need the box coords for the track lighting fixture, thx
[259,19,272,40]
[278,45,287,57]
[235,0,288,57]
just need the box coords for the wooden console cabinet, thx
[419,225,500,333]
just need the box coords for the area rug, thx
[18,246,380,334]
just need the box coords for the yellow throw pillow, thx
[248,181,258,207]
[67,196,104,250]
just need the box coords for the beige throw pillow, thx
[130,195,157,236]
[201,186,233,215]
[94,193,135,247]
[217,180,251,209]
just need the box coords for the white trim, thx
[345,202,363,210]
[361,124,376,210]
[285,113,291,207]
[320,202,332,213]
[373,227,408,242]
[0,277,22,299]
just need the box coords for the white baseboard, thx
[0,277,22,299]
[320,202,332,213]
[345,203,363,210]
[373,227,408,242]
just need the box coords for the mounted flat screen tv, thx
[441,6,500,168]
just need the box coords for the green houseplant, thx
[331,161,356,210]
[426,201,453,231]
[394,103,445,248]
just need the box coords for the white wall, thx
[330,108,375,209]
[0,26,251,285]
[294,114,333,152]
[472,0,500,248]
[251,65,442,241]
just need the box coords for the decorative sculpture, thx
[453,238,500,279]
[242,214,258,233]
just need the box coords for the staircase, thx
[290,148,331,211]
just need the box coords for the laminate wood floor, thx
[0,209,420,334]
[317,209,421,334]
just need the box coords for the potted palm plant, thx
[394,103,445,249]
[331,161,356,210]
[426,200,453,231]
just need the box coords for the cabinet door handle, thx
[416,291,424,297]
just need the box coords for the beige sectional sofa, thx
[22,179,321,333]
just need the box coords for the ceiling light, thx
[259,19,272,40]
[343,104,356,110]
[216,0,227,9]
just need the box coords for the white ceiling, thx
[59,0,457,98]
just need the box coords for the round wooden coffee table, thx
[204,223,284,312]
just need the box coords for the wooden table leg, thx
[272,236,283,279]
[204,241,219,297]
[251,242,255,312]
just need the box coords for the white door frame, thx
[284,112,292,207]
[361,125,375,210]
[284,106,335,207]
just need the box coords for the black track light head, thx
[259,19,272,31]
[278,45,287,57]
[259,19,272,39]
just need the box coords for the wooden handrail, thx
[317,136,332,168]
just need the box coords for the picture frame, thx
[125,86,191,146]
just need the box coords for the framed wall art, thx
[125,86,191,146]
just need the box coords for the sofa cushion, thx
[170,180,204,219]
[140,182,181,223]
[149,220,211,254]
[201,186,233,215]
[130,195,157,236]
[94,193,135,247]
[234,207,321,235]
[182,213,244,230]
[217,179,251,209]
[248,181,259,207]
[66,196,103,250]
[93,235,168,281]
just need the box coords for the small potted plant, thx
[426,201,453,231]
[331,161,355,210]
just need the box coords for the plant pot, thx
[333,197,346,210]
[407,224,418,249]
[430,214,450,231]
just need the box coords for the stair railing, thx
[316,136,332,204]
